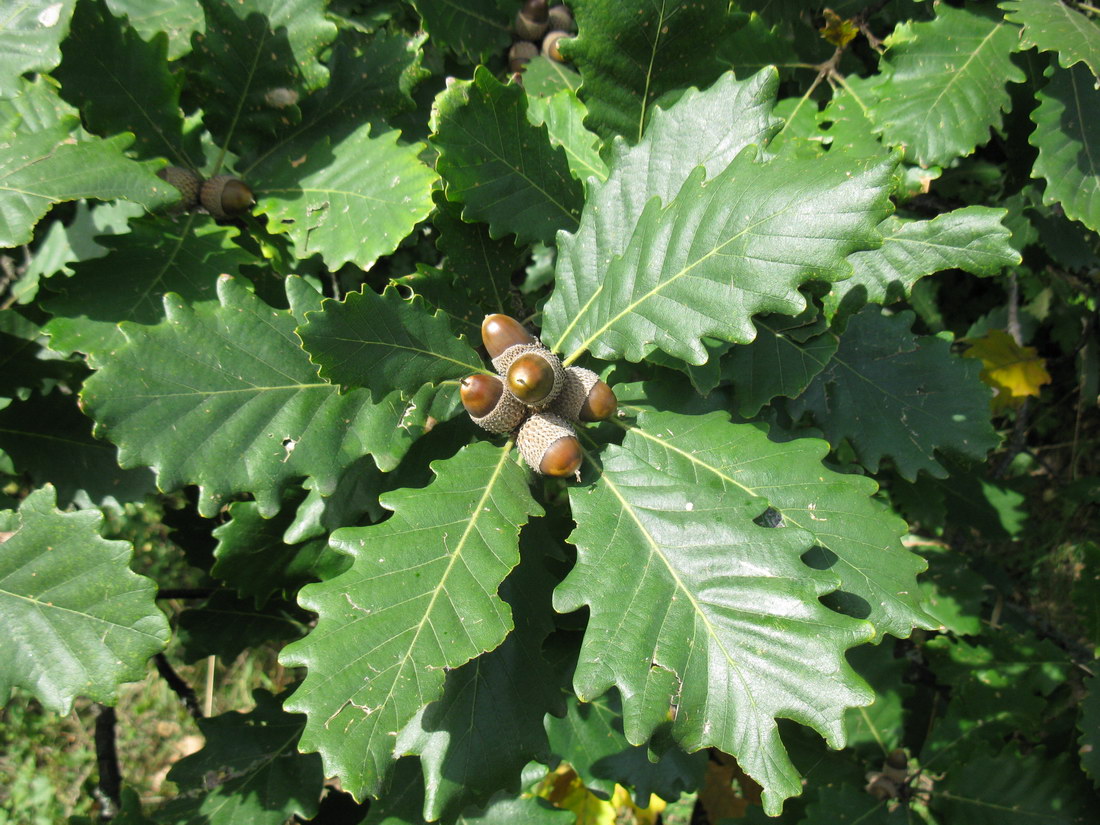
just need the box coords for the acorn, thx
[517,411,582,478]
[503,347,565,408]
[547,4,575,33]
[514,0,549,41]
[461,373,528,434]
[200,175,254,220]
[482,313,535,359]
[548,366,617,422]
[508,40,538,73]
[156,166,201,210]
[542,30,570,62]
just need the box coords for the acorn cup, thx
[200,175,254,220]
[461,373,528,434]
[514,0,549,41]
[547,4,575,33]
[508,40,538,73]
[517,411,583,478]
[542,30,570,62]
[156,166,201,210]
[548,366,617,422]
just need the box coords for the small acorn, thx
[514,0,549,41]
[461,373,528,434]
[541,30,570,62]
[200,174,254,220]
[481,313,535,359]
[549,366,617,422]
[509,40,538,73]
[547,4,575,33]
[517,411,583,478]
[156,166,201,210]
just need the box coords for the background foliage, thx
[1,0,1099,823]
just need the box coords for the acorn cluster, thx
[461,314,617,479]
[156,167,254,220]
[508,0,575,74]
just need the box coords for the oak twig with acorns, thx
[461,314,617,479]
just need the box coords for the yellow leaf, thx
[963,329,1051,412]
[821,9,859,47]
[536,765,616,825]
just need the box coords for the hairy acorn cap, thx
[156,166,201,210]
[508,40,538,73]
[542,30,570,62]
[482,313,534,359]
[493,343,564,408]
[201,174,254,220]
[517,412,582,477]
[547,4,576,33]
[547,366,616,421]
[514,0,549,41]
[461,374,528,434]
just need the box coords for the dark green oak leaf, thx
[80,276,433,517]
[549,144,893,366]
[791,307,999,480]
[542,69,782,359]
[156,689,324,825]
[280,442,542,799]
[557,419,877,814]
[431,67,583,246]
[1030,63,1100,233]
[296,285,483,399]
[56,0,200,165]
[0,485,169,713]
[1001,0,1100,77]
[0,0,76,98]
[395,521,563,820]
[824,207,1020,319]
[406,0,513,64]
[42,217,259,357]
[563,0,743,142]
[0,125,175,248]
[870,4,1025,167]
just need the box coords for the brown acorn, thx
[541,30,570,62]
[461,373,528,434]
[547,4,575,33]
[460,373,503,418]
[509,40,538,73]
[481,313,535,359]
[200,175,254,219]
[549,366,617,422]
[506,351,558,405]
[514,0,549,41]
[517,411,582,478]
[156,166,201,210]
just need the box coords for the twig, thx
[205,655,216,717]
[154,652,203,720]
[155,587,215,600]
[92,705,121,820]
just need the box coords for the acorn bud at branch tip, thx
[481,313,534,359]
